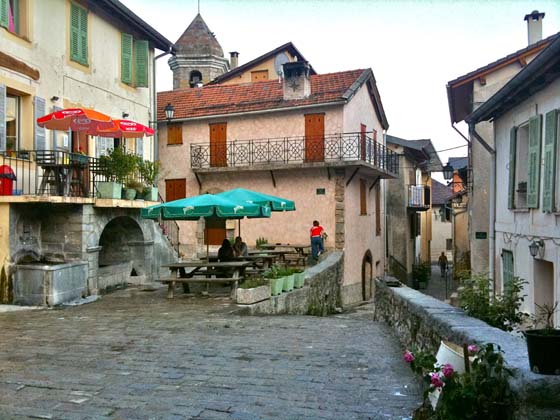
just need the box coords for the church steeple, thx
[168,14,230,89]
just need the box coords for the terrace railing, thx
[191,132,399,175]
[407,184,431,210]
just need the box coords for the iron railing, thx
[190,132,399,174]
[0,150,144,198]
[389,255,408,285]
[407,184,431,209]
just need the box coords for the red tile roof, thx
[157,69,365,120]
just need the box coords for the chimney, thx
[230,51,239,69]
[282,61,311,101]
[524,10,545,45]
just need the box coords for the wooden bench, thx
[159,277,240,299]
[284,254,307,266]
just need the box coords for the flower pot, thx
[97,181,122,199]
[124,188,136,200]
[282,274,294,292]
[525,329,560,375]
[294,272,305,288]
[144,186,158,202]
[236,284,271,305]
[270,277,283,296]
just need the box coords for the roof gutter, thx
[159,100,346,124]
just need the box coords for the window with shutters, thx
[167,123,183,145]
[375,183,381,236]
[1,0,28,37]
[95,137,113,158]
[360,179,367,215]
[556,112,560,211]
[70,3,88,66]
[5,94,19,153]
[165,179,186,202]
[251,70,269,82]
[512,123,529,209]
[121,33,149,87]
[502,250,514,290]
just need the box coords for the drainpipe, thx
[152,47,174,162]
[469,123,496,292]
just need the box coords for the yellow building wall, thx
[0,203,10,302]
[219,52,297,85]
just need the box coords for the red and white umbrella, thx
[98,119,155,138]
[37,108,116,135]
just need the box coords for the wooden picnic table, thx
[258,243,311,255]
[199,254,277,270]
[160,260,252,299]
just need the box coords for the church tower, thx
[168,14,230,89]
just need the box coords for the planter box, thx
[294,272,305,288]
[97,181,122,199]
[525,329,560,375]
[270,277,283,296]
[69,153,88,165]
[144,186,158,202]
[124,188,136,200]
[282,274,294,292]
[236,284,271,305]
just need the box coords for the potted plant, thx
[524,302,560,375]
[265,266,283,296]
[279,266,294,292]
[124,179,144,200]
[97,148,138,199]
[236,277,271,305]
[138,159,160,201]
[293,269,305,288]
[256,237,268,249]
[412,262,430,289]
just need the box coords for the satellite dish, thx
[274,53,290,76]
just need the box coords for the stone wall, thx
[235,252,343,316]
[373,278,560,417]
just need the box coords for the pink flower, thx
[403,350,415,363]
[468,344,478,355]
[441,363,454,378]
[430,372,444,388]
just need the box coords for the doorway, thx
[209,123,227,167]
[362,250,373,300]
[533,259,555,325]
[305,114,324,162]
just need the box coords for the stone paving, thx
[0,287,422,420]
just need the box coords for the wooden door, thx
[72,131,89,154]
[205,218,226,245]
[165,179,186,202]
[305,114,325,162]
[210,123,227,167]
[360,123,367,160]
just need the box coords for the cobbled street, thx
[0,287,421,420]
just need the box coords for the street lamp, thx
[164,103,175,122]
[529,240,544,258]
[442,163,454,180]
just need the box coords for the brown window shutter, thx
[165,179,186,202]
[360,179,367,215]
[167,123,183,145]
[375,184,381,236]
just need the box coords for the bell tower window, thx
[189,70,202,88]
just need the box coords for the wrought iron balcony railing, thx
[190,132,399,175]
[0,150,144,199]
[407,184,431,210]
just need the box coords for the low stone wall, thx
[235,252,343,316]
[373,278,560,417]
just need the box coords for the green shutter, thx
[508,127,517,209]
[78,6,88,65]
[527,115,542,209]
[121,33,133,84]
[0,0,8,28]
[542,110,558,213]
[502,250,514,290]
[0,84,6,152]
[70,3,80,62]
[134,40,149,87]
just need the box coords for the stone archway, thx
[362,250,373,301]
[97,216,145,291]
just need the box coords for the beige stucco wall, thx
[0,0,156,159]
[468,49,542,276]
[219,51,296,85]
[493,77,560,323]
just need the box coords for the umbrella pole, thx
[238,219,241,237]
[206,226,209,262]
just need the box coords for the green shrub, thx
[256,237,268,249]
[459,275,527,331]
[413,262,431,283]
[239,277,268,289]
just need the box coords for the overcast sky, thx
[122,0,560,179]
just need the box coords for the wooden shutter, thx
[304,114,325,162]
[251,70,269,82]
[0,84,5,152]
[502,250,514,289]
[0,0,8,28]
[375,183,381,236]
[527,115,542,208]
[78,6,88,65]
[508,127,517,209]
[34,96,46,150]
[542,110,558,213]
[121,33,133,84]
[134,40,149,87]
[165,179,186,202]
[167,123,182,145]
[209,123,227,167]
[360,179,367,215]
[70,3,80,62]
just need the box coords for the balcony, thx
[0,150,145,205]
[190,132,399,177]
[407,184,431,211]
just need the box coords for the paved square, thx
[0,287,421,419]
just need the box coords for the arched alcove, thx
[362,250,373,301]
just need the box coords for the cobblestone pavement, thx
[0,287,421,420]
[422,264,459,302]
